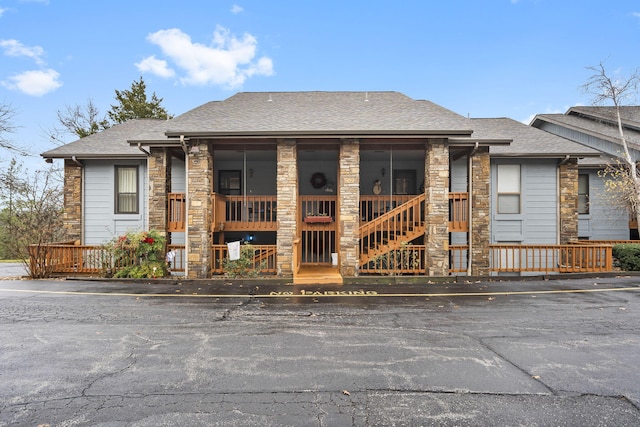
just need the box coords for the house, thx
[42,92,608,280]
[531,106,640,240]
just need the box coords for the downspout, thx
[466,142,479,276]
[137,143,150,156]
[557,155,570,245]
[181,135,189,277]
[71,156,85,244]
[137,144,151,231]
[180,135,188,155]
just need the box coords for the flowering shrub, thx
[105,229,167,278]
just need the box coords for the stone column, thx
[186,142,212,279]
[276,139,298,277]
[63,159,82,243]
[470,148,491,275]
[339,139,360,276]
[559,158,578,244]
[148,147,171,240]
[424,140,450,276]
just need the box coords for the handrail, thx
[359,193,426,265]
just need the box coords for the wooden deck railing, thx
[449,244,469,274]
[211,244,277,275]
[168,193,186,232]
[168,192,469,234]
[490,244,612,273]
[28,243,187,277]
[359,244,425,275]
[449,192,468,232]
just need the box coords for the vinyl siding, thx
[579,169,630,240]
[492,159,557,244]
[83,159,147,245]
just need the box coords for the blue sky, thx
[1,0,639,167]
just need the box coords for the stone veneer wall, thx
[148,148,170,240]
[424,140,449,276]
[339,139,360,276]
[63,159,83,242]
[470,148,491,275]
[559,158,578,244]
[187,142,212,279]
[276,139,297,276]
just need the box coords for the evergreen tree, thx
[108,76,172,124]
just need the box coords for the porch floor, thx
[294,264,343,285]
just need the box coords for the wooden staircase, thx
[359,194,426,267]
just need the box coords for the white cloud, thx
[1,68,62,96]
[143,26,274,88]
[231,4,243,14]
[0,39,45,65]
[633,12,640,22]
[135,55,175,78]
[0,7,7,17]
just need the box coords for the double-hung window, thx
[497,164,521,214]
[115,166,138,214]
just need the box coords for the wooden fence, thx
[30,242,614,278]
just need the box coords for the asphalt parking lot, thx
[0,272,639,426]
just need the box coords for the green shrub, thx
[612,244,640,271]
[105,229,168,278]
[222,244,263,278]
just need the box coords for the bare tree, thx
[0,159,64,277]
[0,102,27,155]
[582,62,640,228]
[54,98,110,140]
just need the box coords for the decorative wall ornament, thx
[310,172,327,189]
[373,179,382,195]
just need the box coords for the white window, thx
[578,174,589,214]
[115,166,138,214]
[497,164,521,214]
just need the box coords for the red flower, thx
[143,237,154,244]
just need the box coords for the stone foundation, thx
[148,148,170,239]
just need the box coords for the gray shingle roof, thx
[471,117,600,157]
[44,92,594,160]
[532,113,640,151]
[164,91,475,137]
[41,119,168,159]
[568,106,640,129]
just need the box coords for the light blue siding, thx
[171,157,185,192]
[492,159,557,244]
[83,159,147,245]
[579,169,630,240]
